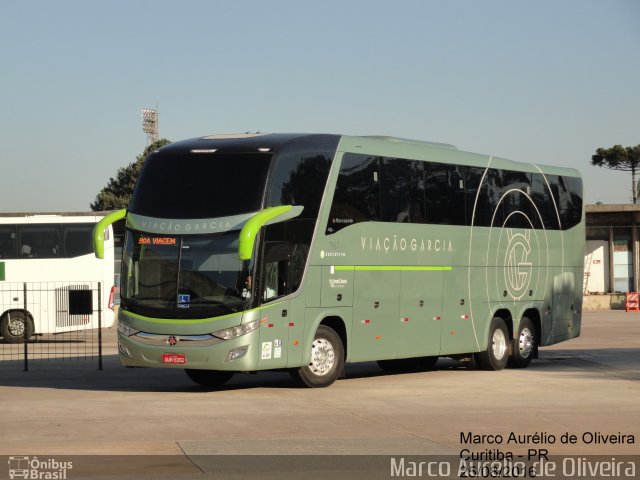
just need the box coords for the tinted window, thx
[131,152,271,219]
[263,219,313,294]
[560,176,583,229]
[425,163,466,225]
[0,226,17,259]
[266,152,332,220]
[327,153,380,234]
[324,153,581,232]
[381,158,425,223]
[469,168,503,227]
[502,170,532,228]
[19,226,61,258]
[63,224,94,257]
[261,241,291,302]
[465,167,488,226]
[531,174,560,230]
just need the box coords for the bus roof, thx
[337,134,581,178]
[152,133,581,179]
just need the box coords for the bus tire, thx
[185,369,234,387]
[0,311,34,343]
[291,325,344,388]
[508,316,536,368]
[475,317,509,371]
[378,356,438,372]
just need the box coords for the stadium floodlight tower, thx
[141,108,159,146]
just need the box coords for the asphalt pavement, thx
[0,310,638,479]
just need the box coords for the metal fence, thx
[0,282,105,370]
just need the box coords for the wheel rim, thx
[308,338,335,376]
[518,327,534,359]
[8,318,25,337]
[492,328,507,360]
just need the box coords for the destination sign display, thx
[137,236,178,246]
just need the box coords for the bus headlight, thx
[212,319,260,340]
[118,322,140,337]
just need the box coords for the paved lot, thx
[0,310,638,478]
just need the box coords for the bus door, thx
[398,270,443,358]
[257,242,291,369]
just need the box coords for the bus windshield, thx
[129,152,271,219]
[121,231,252,318]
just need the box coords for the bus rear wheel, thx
[185,369,234,387]
[475,317,509,371]
[508,317,536,368]
[291,325,344,388]
[0,311,34,344]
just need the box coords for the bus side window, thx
[465,167,488,226]
[561,176,583,229]
[261,242,291,302]
[327,153,381,234]
[546,174,582,230]
[425,162,466,225]
[502,170,532,228]
[62,224,94,257]
[19,225,61,258]
[531,173,559,230]
[0,227,17,259]
[380,158,425,224]
[469,167,503,227]
[263,260,285,301]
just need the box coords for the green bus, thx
[94,133,584,388]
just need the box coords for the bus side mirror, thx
[238,205,293,260]
[238,205,303,261]
[93,209,127,259]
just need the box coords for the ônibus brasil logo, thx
[8,456,73,479]
[504,229,532,300]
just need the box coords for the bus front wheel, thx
[475,317,509,371]
[185,369,234,387]
[291,325,345,388]
[0,311,34,344]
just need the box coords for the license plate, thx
[162,353,187,365]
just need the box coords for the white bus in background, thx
[0,213,115,342]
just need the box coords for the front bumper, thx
[118,329,260,371]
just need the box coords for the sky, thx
[1,0,638,212]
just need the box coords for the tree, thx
[90,138,171,211]
[591,144,640,203]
